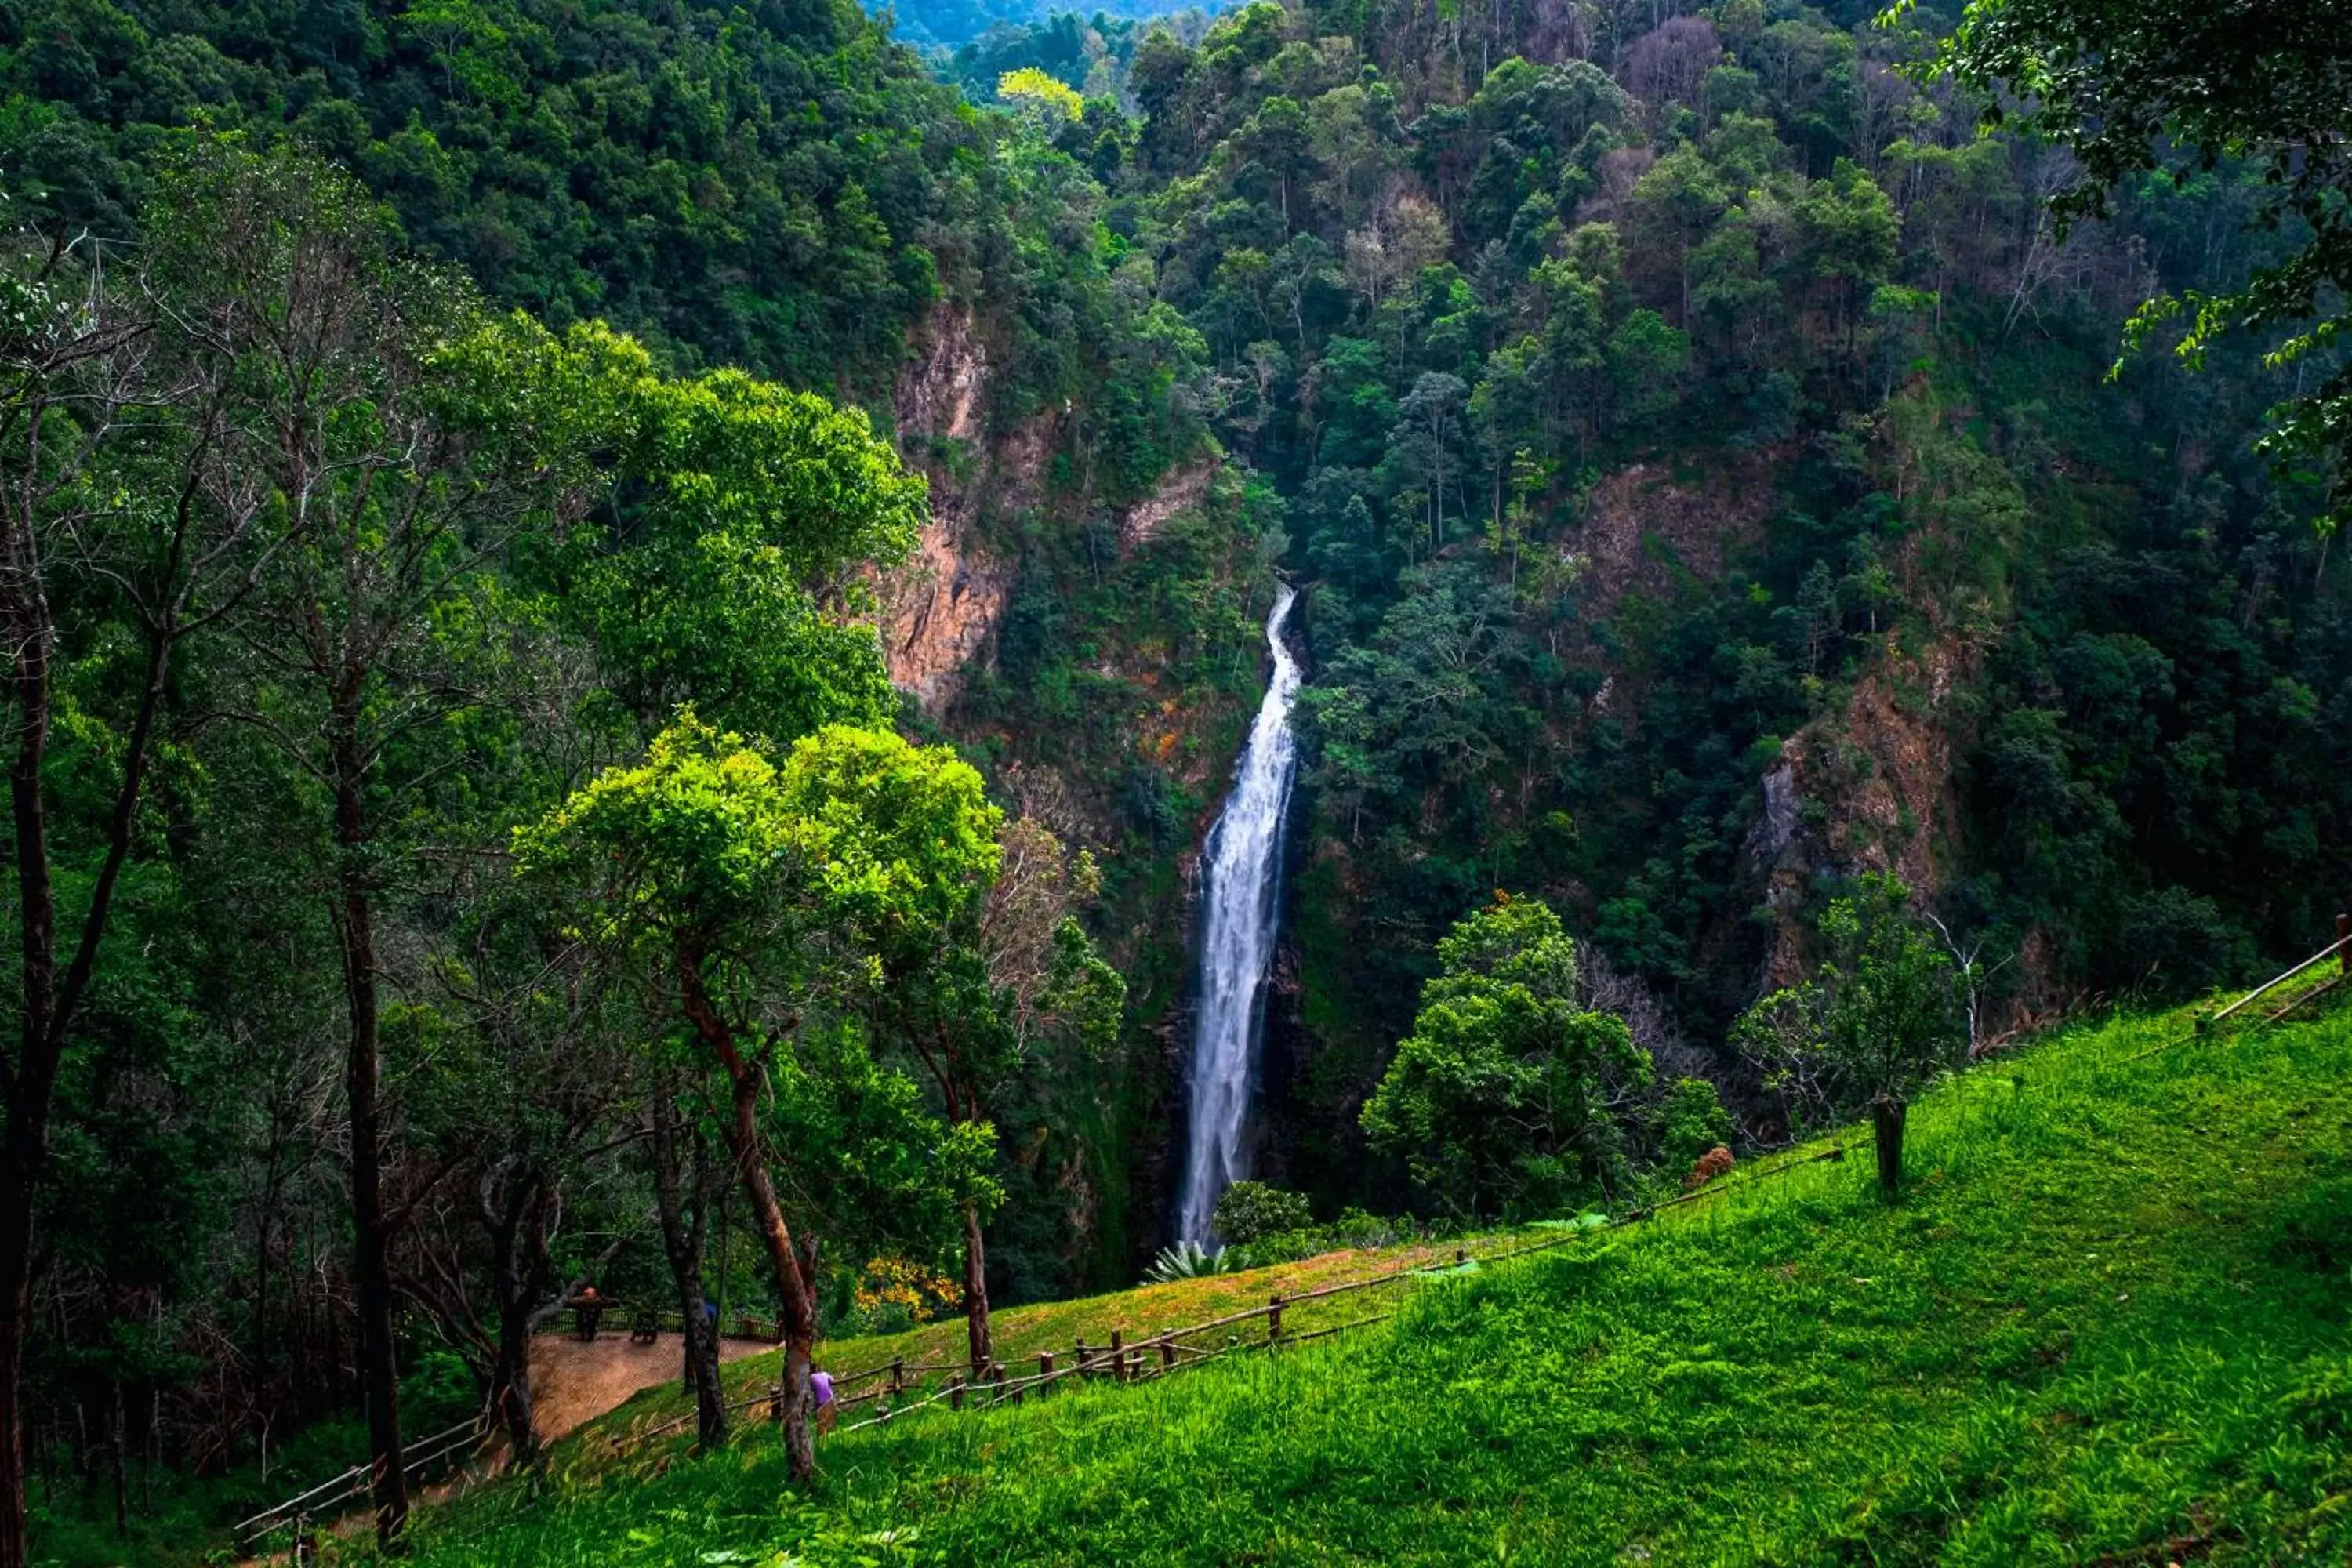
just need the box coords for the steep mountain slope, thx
[932,0,2352,1227]
[16,0,2350,1293]
[401,1000,2352,1563]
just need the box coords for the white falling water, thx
[1178,581,1302,1243]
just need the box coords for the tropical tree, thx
[514,716,1001,1479]
[398,890,635,1466]
[1920,0,2352,520]
[175,143,626,1544]
[999,67,1086,125]
[873,818,1123,1372]
[0,209,193,1568]
[1361,895,1648,1218]
[1385,372,1471,556]
[1731,872,1961,1194]
[554,340,926,745]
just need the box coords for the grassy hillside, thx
[377,999,2352,1565]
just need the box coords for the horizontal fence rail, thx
[537,1304,785,1345]
[600,1133,1872,1461]
[236,1411,490,1555]
[2205,914,2352,1030]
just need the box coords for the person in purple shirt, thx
[809,1368,836,1434]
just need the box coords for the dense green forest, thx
[929,0,2350,1209]
[0,0,2347,1559]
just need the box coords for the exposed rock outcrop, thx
[878,306,1056,714]
[893,307,987,443]
[881,519,1011,714]
[1120,458,1218,550]
[1566,455,1777,622]
[1745,637,1973,989]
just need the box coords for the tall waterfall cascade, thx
[1177,581,1303,1243]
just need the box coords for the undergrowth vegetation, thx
[388,1000,2352,1564]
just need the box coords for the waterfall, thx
[1178,580,1302,1243]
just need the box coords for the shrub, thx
[1655,1077,1735,1171]
[1225,1207,1421,1266]
[1212,1181,1313,1246]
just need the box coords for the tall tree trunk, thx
[648,1087,724,1449]
[0,1054,40,1568]
[492,1292,535,1464]
[0,514,59,1568]
[2,433,191,1555]
[107,1385,125,1540]
[675,950,818,1480]
[252,1177,274,1406]
[713,1186,730,1333]
[961,1200,993,1376]
[727,1070,818,1480]
[485,1177,546,1466]
[331,717,406,1549]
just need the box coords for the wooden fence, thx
[234,1411,490,1558]
[601,1135,1867,1457]
[2202,913,2352,1029]
[542,1304,786,1345]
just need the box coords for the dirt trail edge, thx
[530,1333,771,1444]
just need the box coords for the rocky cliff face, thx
[881,518,1013,715]
[1120,458,1219,550]
[1553,454,1996,1031]
[877,305,1269,1280]
[880,307,1028,714]
[1570,455,1778,620]
[1748,639,1973,987]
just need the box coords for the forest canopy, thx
[2,0,2349,1560]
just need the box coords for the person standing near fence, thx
[811,1367,837,1434]
[570,1283,606,1341]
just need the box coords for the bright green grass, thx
[569,1232,1487,1463]
[389,1004,2352,1565]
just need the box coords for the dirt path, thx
[529,1331,770,1443]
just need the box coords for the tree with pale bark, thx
[514,715,1002,1478]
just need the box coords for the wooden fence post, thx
[887,1357,904,1397]
[1074,1336,1090,1376]
[949,1375,964,1411]
[1871,1094,1906,1197]
[369,1454,390,1544]
[1158,1335,1175,1371]
[1109,1330,1127,1383]
[1038,1350,1054,1396]
[991,1363,1007,1403]
[769,1381,785,1424]
[1268,1292,1284,1343]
